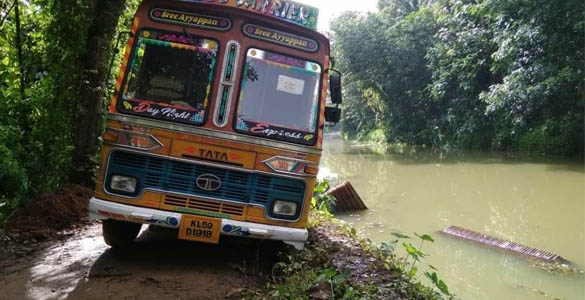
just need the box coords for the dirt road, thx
[0,223,283,300]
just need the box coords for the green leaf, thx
[425,271,450,295]
[415,233,434,242]
[408,266,418,277]
[424,271,438,284]
[325,269,337,278]
[402,243,417,255]
[437,280,450,295]
[1,57,9,65]
[392,232,411,239]
[380,241,396,254]
[318,268,337,282]
[402,243,423,261]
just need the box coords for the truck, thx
[89,0,342,250]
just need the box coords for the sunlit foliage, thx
[332,0,584,156]
[0,0,139,221]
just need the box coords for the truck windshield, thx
[118,30,218,125]
[235,48,321,145]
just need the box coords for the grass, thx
[235,210,444,300]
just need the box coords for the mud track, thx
[0,223,284,300]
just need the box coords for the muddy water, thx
[320,135,585,300]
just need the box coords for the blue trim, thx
[105,151,306,218]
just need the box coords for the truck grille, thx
[106,151,306,210]
[164,194,245,216]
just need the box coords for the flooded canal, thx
[320,134,585,300]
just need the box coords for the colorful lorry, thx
[89,0,342,250]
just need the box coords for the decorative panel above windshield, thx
[235,49,321,145]
[117,29,218,125]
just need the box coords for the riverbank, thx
[339,130,423,157]
[240,210,442,299]
[340,128,585,159]
[336,131,585,169]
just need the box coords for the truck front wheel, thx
[102,219,142,248]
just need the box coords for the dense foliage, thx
[332,0,584,156]
[0,0,137,221]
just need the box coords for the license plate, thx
[178,215,221,244]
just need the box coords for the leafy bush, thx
[0,126,29,222]
[311,179,337,214]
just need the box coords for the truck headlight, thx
[110,175,137,193]
[272,200,298,217]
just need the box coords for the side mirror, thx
[329,71,342,104]
[325,107,341,124]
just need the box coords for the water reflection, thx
[320,135,585,300]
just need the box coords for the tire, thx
[102,219,142,248]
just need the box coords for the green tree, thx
[332,0,584,156]
[0,0,137,219]
[426,0,497,149]
[331,4,439,145]
[480,0,585,155]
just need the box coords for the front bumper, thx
[89,197,308,249]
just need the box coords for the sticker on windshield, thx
[277,75,305,95]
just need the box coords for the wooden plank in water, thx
[325,181,368,212]
[442,226,566,262]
